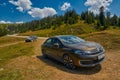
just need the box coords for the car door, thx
[51,38,64,60]
[43,38,53,56]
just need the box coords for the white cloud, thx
[15,21,24,24]
[9,0,32,12]
[61,2,71,11]
[9,0,57,19]
[85,0,113,14]
[0,20,24,24]
[0,20,12,24]
[28,7,57,18]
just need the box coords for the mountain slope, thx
[19,20,96,37]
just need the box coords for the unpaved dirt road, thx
[7,34,48,39]
[0,34,47,48]
[4,39,120,80]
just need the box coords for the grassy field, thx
[0,36,24,45]
[0,29,120,80]
[0,43,34,80]
[80,29,120,50]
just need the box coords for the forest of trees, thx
[0,7,120,37]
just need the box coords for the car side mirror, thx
[53,43,59,48]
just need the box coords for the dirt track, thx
[4,40,120,80]
[7,34,48,39]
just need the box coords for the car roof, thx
[50,35,75,38]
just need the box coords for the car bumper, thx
[79,57,104,67]
[73,52,105,67]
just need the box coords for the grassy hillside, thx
[0,29,120,80]
[79,29,120,50]
[19,20,96,37]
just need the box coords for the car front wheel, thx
[63,54,76,69]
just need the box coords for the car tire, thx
[25,39,31,42]
[63,54,76,69]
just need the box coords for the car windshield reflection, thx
[59,36,85,44]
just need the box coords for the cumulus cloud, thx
[9,0,57,18]
[61,2,71,11]
[85,0,113,14]
[0,20,24,24]
[15,21,24,24]
[28,7,57,18]
[0,20,12,24]
[9,0,32,12]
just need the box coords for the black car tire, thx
[63,54,76,69]
[25,39,32,42]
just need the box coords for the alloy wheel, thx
[63,55,76,69]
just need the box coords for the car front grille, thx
[80,57,104,65]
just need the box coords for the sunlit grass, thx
[0,43,34,67]
[0,36,24,45]
[19,21,96,37]
[0,42,34,80]
[79,29,120,50]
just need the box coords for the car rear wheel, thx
[63,54,76,69]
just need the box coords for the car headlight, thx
[74,50,88,55]
[84,50,91,54]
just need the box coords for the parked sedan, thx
[25,35,37,42]
[41,35,105,69]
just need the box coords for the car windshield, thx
[59,36,85,44]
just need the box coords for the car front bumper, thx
[73,51,105,67]
[79,57,104,67]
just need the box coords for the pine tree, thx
[99,6,106,26]
[106,12,111,27]
[118,17,120,27]
[97,6,107,30]
[111,15,118,26]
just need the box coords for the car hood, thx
[65,41,101,51]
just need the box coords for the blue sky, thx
[0,0,120,23]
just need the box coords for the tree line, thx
[81,10,120,30]
[0,8,120,36]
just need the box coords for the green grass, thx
[0,36,24,45]
[79,29,120,50]
[0,42,34,80]
[19,21,96,37]
[0,43,34,66]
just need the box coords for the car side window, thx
[44,38,52,45]
[52,38,62,47]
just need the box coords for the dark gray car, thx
[25,35,37,42]
[41,35,105,69]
